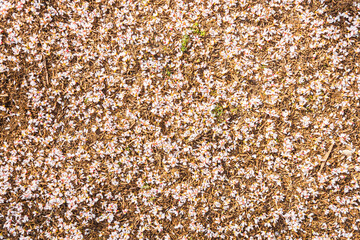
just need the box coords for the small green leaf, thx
[211,104,224,118]
[193,28,200,34]
[181,34,190,52]
[166,69,172,76]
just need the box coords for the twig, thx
[258,123,266,131]
[43,56,50,86]
[319,142,335,173]
[237,153,248,157]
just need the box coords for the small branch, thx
[0,94,8,97]
[319,142,335,173]
[43,55,50,86]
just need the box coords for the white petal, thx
[342,150,354,156]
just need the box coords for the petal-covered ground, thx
[1,0,360,239]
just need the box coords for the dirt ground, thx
[1,0,360,239]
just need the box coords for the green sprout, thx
[166,69,172,76]
[192,28,200,34]
[191,23,200,34]
[211,104,224,118]
[190,23,205,37]
[181,34,190,52]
